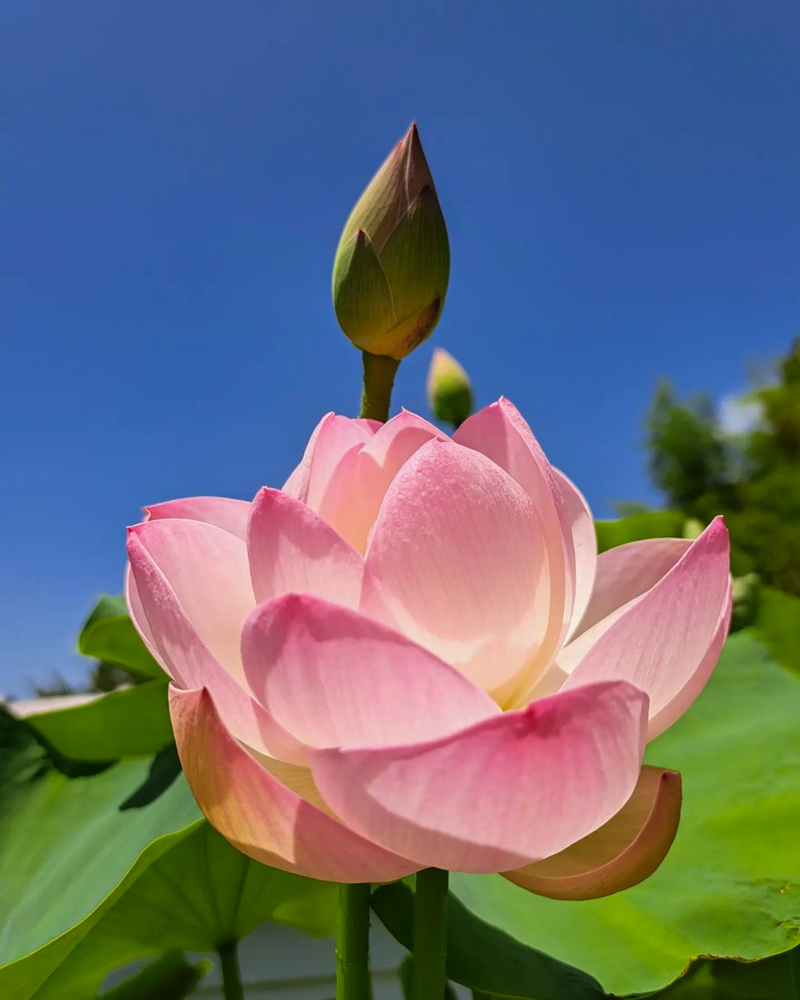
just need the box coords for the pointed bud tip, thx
[400,122,433,181]
[429,347,469,383]
[333,122,448,358]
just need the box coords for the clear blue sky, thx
[2,1,798,694]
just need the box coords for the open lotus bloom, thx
[126,399,731,898]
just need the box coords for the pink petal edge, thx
[561,517,732,738]
[144,496,252,540]
[240,593,500,765]
[170,685,419,883]
[502,765,681,899]
[310,680,649,872]
[247,487,364,609]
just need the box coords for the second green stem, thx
[413,868,449,999]
[337,882,372,1000]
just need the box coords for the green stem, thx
[216,940,244,1000]
[337,882,372,1000]
[413,868,449,1000]
[360,351,400,421]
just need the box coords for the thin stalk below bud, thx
[360,352,400,422]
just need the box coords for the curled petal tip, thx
[503,765,682,900]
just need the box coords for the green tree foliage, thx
[645,339,800,596]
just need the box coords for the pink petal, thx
[307,416,376,512]
[454,399,575,678]
[282,413,333,502]
[553,470,597,641]
[127,533,270,751]
[323,411,447,552]
[247,488,363,608]
[361,439,548,702]
[648,581,731,738]
[127,519,254,683]
[561,518,731,738]
[144,496,251,540]
[241,594,500,765]
[170,686,419,883]
[126,563,157,655]
[311,680,648,872]
[248,749,335,815]
[572,536,693,640]
[502,765,681,899]
[283,413,380,509]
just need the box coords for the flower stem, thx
[337,882,372,1000]
[216,940,244,1000]
[413,868,449,999]
[360,351,400,422]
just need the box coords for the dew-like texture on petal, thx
[361,439,548,701]
[311,681,649,872]
[127,533,269,751]
[572,537,692,640]
[170,686,420,883]
[241,594,500,765]
[144,496,252,540]
[454,399,574,679]
[553,469,597,642]
[247,488,363,608]
[502,765,681,899]
[561,518,731,738]
[127,519,255,683]
[324,411,447,552]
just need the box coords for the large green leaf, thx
[750,586,800,678]
[78,595,163,680]
[98,951,209,1000]
[441,634,800,997]
[377,891,800,1000]
[648,947,800,999]
[33,824,338,1000]
[373,881,604,1000]
[0,708,338,1000]
[0,710,202,1000]
[23,680,172,761]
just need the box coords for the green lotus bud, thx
[333,124,450,360]
[427,348,474,428]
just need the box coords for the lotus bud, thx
[333,124,450,360]
[427,348,474,428]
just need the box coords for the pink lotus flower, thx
[126,400,731,899]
